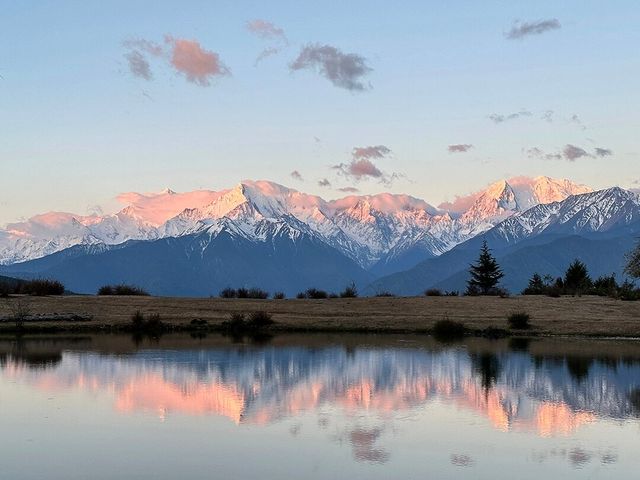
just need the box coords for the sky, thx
[1,0,639,225]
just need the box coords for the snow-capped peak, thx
[0,176,606,267]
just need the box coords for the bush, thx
[508,311,531,330]
[219,287,269,299]
[19,279,65,296]
[220,287,237,298]
[130,311,165,333]
[592,274,619,297]
[272,292,286,300]
[425,288,442,297]
[340,282,358,298]
[298,288,329,299]
[98,284,149,296]
[236,287,250,298]
[247,311,274,328]
[375,291,396,297]
[220,311,275,334]
[619,281,640,301]
[432,319,466,339]
[444,290,459,297]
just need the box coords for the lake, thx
[1,333,639,479]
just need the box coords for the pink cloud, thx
[123,35,229,87]
[332,145,400,185]
[165,36,230,86]
[246,19,287,41]
[348,159,383,178]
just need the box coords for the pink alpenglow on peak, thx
[0,176,600,266]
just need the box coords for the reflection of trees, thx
[471,353,501,392]
[1,336,63,369]
[566,357,593,382]
[508,338,531,353]
[629,389,640,416]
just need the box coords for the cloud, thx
[124,50,153,80]
[338,187,360,193]
[352,145,391,160]
[342,159,383,178]
[570,114,587,130]
[123,36,229,87]
[290,170,304,181]
[246,19,287,42]
[246,19,288,64]
[595,147,613,157]
[526,144,607,162]
[165,36,230,86]
[290,44,372,91]
[506,19,561,40]
[488,110,532,123]
[541,110,555,122]
[332,145,400,184]
[448,144,473,153]
[563,144,592,161]
[318,178,332,187]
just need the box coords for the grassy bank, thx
[0,294,638,337]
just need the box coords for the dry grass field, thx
[0,294,638,336]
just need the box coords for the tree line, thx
[464,239,640,300]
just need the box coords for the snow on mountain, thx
[0,176,597,268]
[491,187,640,244]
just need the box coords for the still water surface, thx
[1,334,639,479]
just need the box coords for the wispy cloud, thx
[246,19,287,41]
[448,144,473,153]
[595,147,613,157]
[506,19,561,40]
[246,19,288,64]
[290,170,304,181]
[570,114,587,131]
[338,186,360,193]
[526,144,611,162]
[488,110,532,123]
[318,178,332,187]
[352,145,391,160]
[123,35,229,87]
[563,144,591,161]
[290,44,372,91]
[124,50,153,80]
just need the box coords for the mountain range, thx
[1,176,637,296]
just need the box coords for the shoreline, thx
[1,294,639,338]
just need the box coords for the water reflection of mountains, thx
[2,338,640,433]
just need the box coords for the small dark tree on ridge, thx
[466,240,504,295]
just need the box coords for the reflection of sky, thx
[1,344,640,478]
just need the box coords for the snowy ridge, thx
[0,176,596,267]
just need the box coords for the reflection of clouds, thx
[569,448,592,468]
[349,427,389,464]
[450,454,474,467]
[532,447,618,468]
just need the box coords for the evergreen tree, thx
[564,259,592,295]
[466,240,504,295]
[523,273,546,295]
[625,242,640,279]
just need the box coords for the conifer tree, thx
[564,259,592,295]
[466,240,504,295]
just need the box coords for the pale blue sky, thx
[1,1,639,224]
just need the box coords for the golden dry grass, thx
[0,294,639,336]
